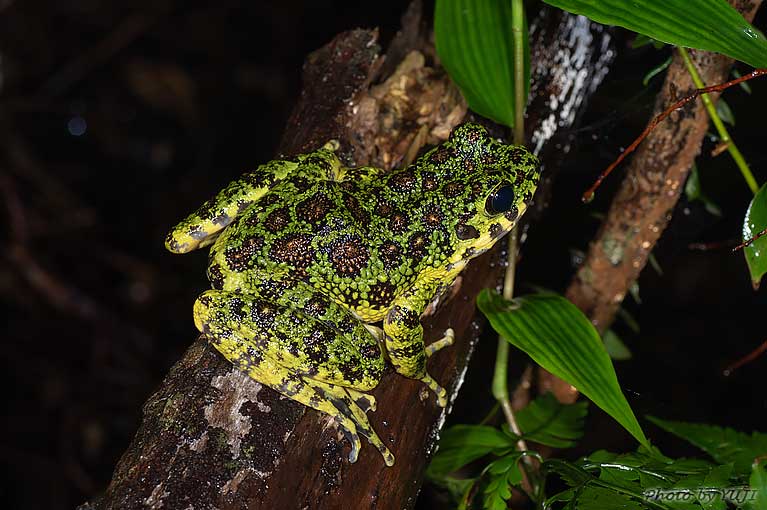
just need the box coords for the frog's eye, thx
[485,185,516,215]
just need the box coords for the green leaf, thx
[577,451,733,509]
[746,461,767,510]
[427,425,516,478]
[633,33,666,50]
[540,0,767,68]
[514,393,588,448]
[544,458,593,487]
[603,330,633,361]
[483,454,524,510]
[743,183,767,289]
[599,464,640,491]
[572,486,641,510]
[431,476,477,506]
[670,472,717,510]
[477,290,649,448]
[700,464,732,510]
[434,0,530,128]
[648,416,767,475]
[543,487,579,508]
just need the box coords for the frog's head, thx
[434,123,540,263]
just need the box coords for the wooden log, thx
[84,4,616,508]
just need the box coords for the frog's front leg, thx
[166,159,299,253]
[193,289,395,466]
[383,288,455,408]
[166,142,343,254]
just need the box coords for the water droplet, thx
[67,116,87,136]
[744,27,758,39]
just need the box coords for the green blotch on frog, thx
[166,123,540,466]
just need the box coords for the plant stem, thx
[678,47,759,195]
[493,0,529,440]
[488,0,537,499]
[494,228,539,497]
[511,0,526,144]
[493,228,524,439]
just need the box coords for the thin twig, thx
[723,340,767,376]
[733,226,767,251]
[582,67,767,202]
[678,47,758,195]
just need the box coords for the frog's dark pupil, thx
[485,186,516,215]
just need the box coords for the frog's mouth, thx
[451,199,530,266]
[489,199,528,239]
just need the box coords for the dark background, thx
[1,2,765,509]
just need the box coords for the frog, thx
[165,123,540,466]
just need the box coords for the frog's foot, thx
[346,387,377,413]
[292,378,363,463]
[285,376,390,465]
[420,330,452,407]
[312,381,394,466]
[420,373,448,407]
[426,328,455,357]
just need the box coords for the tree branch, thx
[84,4,616,508]
[539,0,763,403]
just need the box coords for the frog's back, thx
[207,175,435,320]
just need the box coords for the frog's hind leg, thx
[194,289,394,466]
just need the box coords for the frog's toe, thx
[339,425,362,463]
[426,328,455,357]
[346,388,376,412]
[420,373,448,407]
[362,431,395,466]
[323,139,340,152]
[328,408,362,463]
[436,388,448,407]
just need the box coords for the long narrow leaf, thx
[542,0,767,68]
[434,0,530,128]
[477,290,649,448]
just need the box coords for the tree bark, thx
[84,4,615,509]
[565,0,762,331]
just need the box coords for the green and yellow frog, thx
[166,123,540,466]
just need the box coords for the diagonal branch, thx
[538,0,764,402]
[83,4,616,509]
